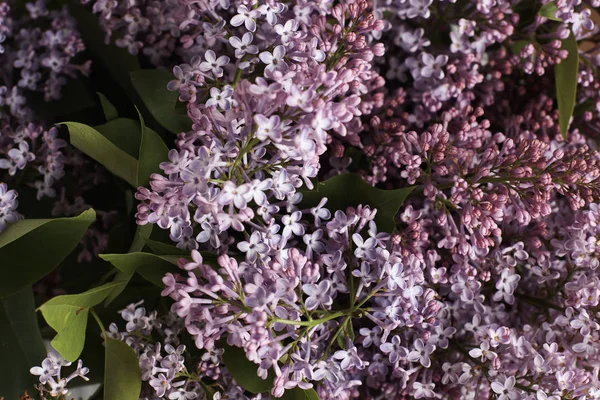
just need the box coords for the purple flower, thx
[237,231,269,262]
[380,335,408,364]
[302,281,333,310]
[407,339,435,368]
[199,50,230,78]
[332,346,366,371]
[229,32,258,59]
[259,45,287,73]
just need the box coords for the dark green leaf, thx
[221,344,273,393]
[104,224,154,306]
[100,252,180,287]
[97,92,119,121]
[0,287,47,399]
[301,174,415,233]
[136,110,169,187]
[538,2,561,21]
[38,282,124,361]
[281,388,320,400]
[60,122,138,186]
[573,98,595,117]
[130,224,154,253]
[143,238,190,256]
[130,70,191,134]
[0,209,96,298]
[555,31,579,139]
[509,40,531,57]
[104,338,142,400]
[94,118,142,158]
[28,78,97,121]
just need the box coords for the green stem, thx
[90,308,107,339]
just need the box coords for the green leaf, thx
[0,209,96,298]
[555,31,579,139]
[221,344,274,393]
[38,282,124,362]
[0,287,47,399]
[143,238,190,256]
[538,2,561,21]
[281,388,320,400]
[104,338,142,400]
[100,252,180,287]
[136,110,169,187]
[130,224,154,253]
[60,122,138,186]
[104,224,154,306]
[97,92,119,121]
[28,78,97,121]
[574,98,595,117]
[94,118,142,158]
[300,174,415,233]
[509,40,531,57]
[130,70,191,134]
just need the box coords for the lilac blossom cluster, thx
[0,1,119,263]
[107,300,257,400]
[134,0,385,249]
[30,352,89,398]
[81,0,600,399]
[83,0,600,126]
[366,0,600,126]
[0,0,89,201]
[161,206,443,399]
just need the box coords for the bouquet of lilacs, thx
[2,0,600,399]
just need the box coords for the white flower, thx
[230,5,260,32]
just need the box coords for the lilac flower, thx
[230,5,260,32]
[237,231,269,262]
[0,183,20,232]
[407,339,435,368]
[30,358,59,384]
[30,353,89,398]
[302,281,333,310]
[229,32,258,59]
[150,373,171,397]
[259,45,288,73]
[282,211,305,239]
[380,335,408,364]
[199,50,230,78]
[205,86,233,110]
[469,341,497,362]
[491,376,519,400]
[332,346,366,371]
[420,53,448,79]
[254,114,283,142]
[218,181,251,209]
